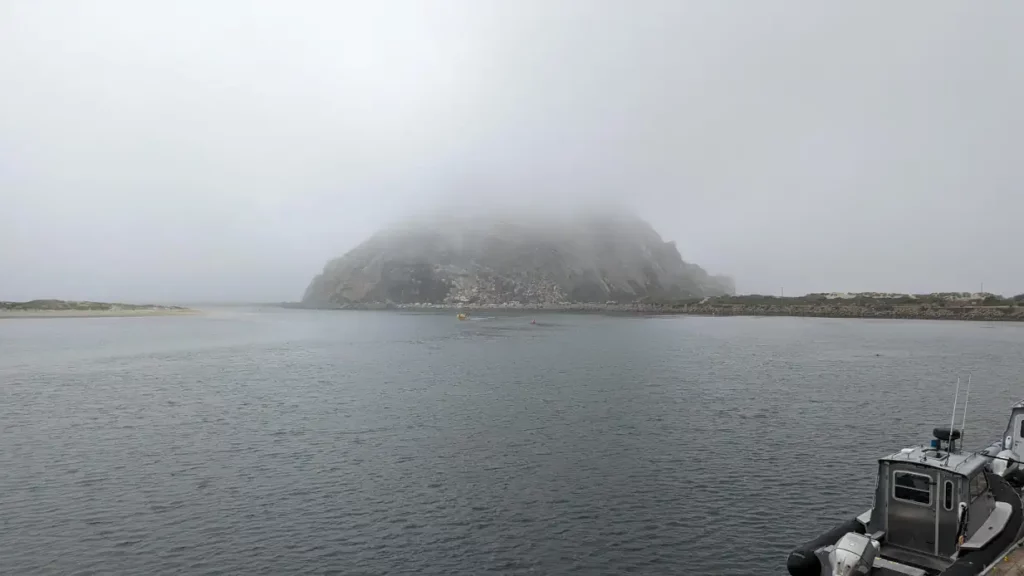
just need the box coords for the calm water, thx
[3,309,1024,575]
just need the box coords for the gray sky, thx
[1,1,1021,302]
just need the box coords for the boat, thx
[787,379,1024,576]
[457,313,468,321]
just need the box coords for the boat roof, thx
[880,445,990,477]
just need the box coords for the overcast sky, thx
[1,1,1021,302]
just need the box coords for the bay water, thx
[3,309,1024,575]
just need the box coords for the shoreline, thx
[283,302,1024,323]
[0,309,202,319]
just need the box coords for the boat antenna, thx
[947,376,961,458]
[959,373,972,451]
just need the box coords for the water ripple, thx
[2,311,1022,574]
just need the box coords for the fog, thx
[1,1,1021,302]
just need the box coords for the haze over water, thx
[4,310,1024,575]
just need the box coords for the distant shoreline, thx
[0,309,202,319]
[0,300,200,319]
[279,297,1024,323]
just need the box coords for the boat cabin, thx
[1001,400,1024,456]
[863,428,1013,570]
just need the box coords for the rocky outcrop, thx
[302,213,733,307]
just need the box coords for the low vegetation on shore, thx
[640,292,1024,322]
[0,300,196,318]
[284,292,1024,322]
[0,299,188,311]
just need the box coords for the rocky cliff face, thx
[302,213,733,307]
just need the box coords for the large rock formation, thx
[302,212,733,307]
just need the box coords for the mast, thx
[959,374,972,451]
[947,376,961,457]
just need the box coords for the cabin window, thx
[1019,418,1024,438]
[893,471,932,505]
[970,474,989,502]
[944,481,954,510]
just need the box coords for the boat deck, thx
[988,540,1024,575]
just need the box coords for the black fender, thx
[786,517,865,576]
